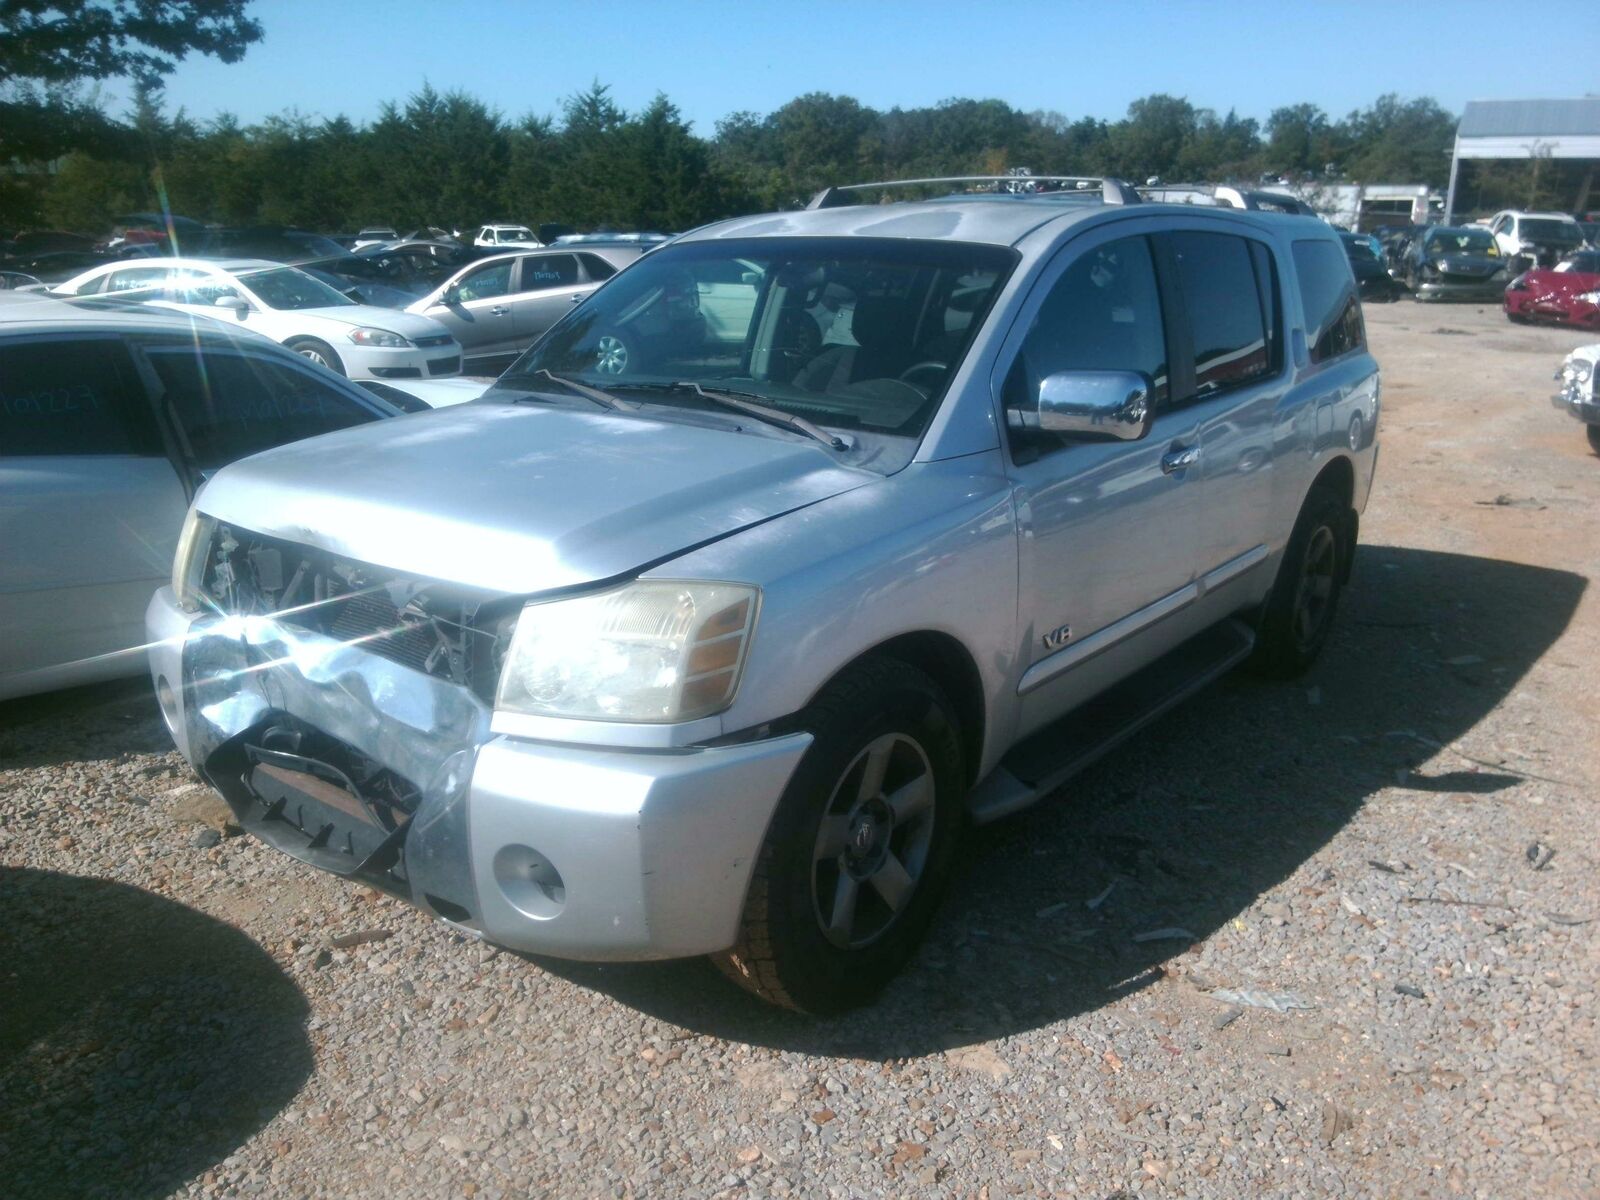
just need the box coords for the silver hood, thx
[193,401,876,594]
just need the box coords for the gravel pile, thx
[2,303,1596,1197]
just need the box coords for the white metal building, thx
[1445,98,1600,220]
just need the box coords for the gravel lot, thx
[2,300,1597,1199]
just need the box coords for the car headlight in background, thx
[348,327,410,348]
[171,508,217,613]
[496,581,759,723]
[1560,360,1593,386]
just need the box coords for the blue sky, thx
[134,0,1595,133]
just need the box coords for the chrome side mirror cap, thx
[1010,369,1153,441]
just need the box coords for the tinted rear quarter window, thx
[0,338,155,456]
[578,253,617,281]
[1292,239,1364,364]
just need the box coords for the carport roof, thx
[1458,98,1600,139]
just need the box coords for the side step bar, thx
[968,618,1256,824]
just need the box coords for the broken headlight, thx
[171,508,217,613]
[495,581,759,723]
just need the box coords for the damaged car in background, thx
[1553,343,1600,455]
[1401,225,1511,302]
[1504,249,1600,329]
[147,180,1378,1012]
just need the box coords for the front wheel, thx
[1587,424,1600,455]
[714,658,964,1013]
[287,337,344,375]
[1248,485,1349,679]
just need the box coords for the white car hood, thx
[288,305,452,339]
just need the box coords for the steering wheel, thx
[898,361,947,391]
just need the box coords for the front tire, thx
[1249,485,1349,679]
[1587,424,1600,455]
[714,658,964,1013]
[287,337,344,375]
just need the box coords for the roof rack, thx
[806,175,1144,210]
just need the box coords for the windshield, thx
[1426,230,1496,257]
[497,228,535,242]
[501,236,1015,455]
[1521,219,1582,244]
[239,265,355,309]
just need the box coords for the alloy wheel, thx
[811,732,936,949]
[595,335,628,375]
[1290,525,1337,651]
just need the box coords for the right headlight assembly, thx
[171,507,216,613]
[495,580,759,724]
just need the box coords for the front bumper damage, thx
[147,587,810,960]
[1551,389,1600,427]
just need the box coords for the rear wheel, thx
[287,337,344,375]
[1249,485,1348,679]
[714,658,964,1013]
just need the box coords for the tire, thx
[287,337,344,375]
[592,330,635,376]
[1587,424,1600,455]
[1248,485,1349,680]
[713,657,965,1013]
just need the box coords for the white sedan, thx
[55,257,463,380]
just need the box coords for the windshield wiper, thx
[513,368,636,411]
[607,380,851,451]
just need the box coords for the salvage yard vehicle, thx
[148,177,1379,1012]
[1340,232,1401,303]
[53,258,463,379]
[407,245,644,374]
[1553,344,1600,454]
[1401,226,1511,301]
[1489,210,1586,272]
[472,224,541,250]
[1504,249,1600,329]
[0,291,399,701]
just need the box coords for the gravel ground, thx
[2,301,1598,1199]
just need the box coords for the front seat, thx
[793,295,914,393]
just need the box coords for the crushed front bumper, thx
[1551,390,1600,427]
[1412,278,1505,302]
[147,588,810,960]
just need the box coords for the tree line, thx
[5,81,1585,235]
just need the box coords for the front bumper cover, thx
[147,588,810,960]
[1551,390,1600,426]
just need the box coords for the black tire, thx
[1587,424,1600,455]
[1248,485,1349,680]
[713,657,964,1013]
[287,337,344,375]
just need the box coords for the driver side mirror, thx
[1010,369,1153,441]
[213,294,249,318]
[442,283,462,305]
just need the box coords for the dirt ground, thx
[1,299,1597,1199]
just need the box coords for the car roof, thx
[0,288,263,338]
[678,197,1323,249]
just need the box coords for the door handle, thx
[570,293,584,304]
[490,305,509,316]
[1161,445,1201,475]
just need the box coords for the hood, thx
[1431,254,1503,278]
[295,305,451,339]
[1522,268,1600,295]
[194,400,876,594]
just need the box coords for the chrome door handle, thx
[1161,445,1201,475]
[490,305,509,316]
[570,293,584,304]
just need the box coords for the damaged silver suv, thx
[149,177,1379,1012]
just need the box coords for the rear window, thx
[0,338,154,456]
[1292,239,1364,365]
[1169,232,1279,398]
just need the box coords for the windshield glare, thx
[240,266,355,309]
[501,237,1014,456]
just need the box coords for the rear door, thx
[509,253,588,349]
[0,334,188,690]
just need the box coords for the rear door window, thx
[1291,239,1364,365]
[518,254,581,292]
[144,346,380,469]
[0,338,157,456]
[1168,231,1278,398]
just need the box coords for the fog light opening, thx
[493,844,567,920]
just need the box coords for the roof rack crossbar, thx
[807,175,1143,210]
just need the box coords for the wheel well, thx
[819,632,986,785]
[1310,455,1358,582]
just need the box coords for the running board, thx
[968,618,1256,824]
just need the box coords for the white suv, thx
[1489,210,1586,269]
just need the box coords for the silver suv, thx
[148,178,1379,1012]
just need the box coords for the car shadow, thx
[532,545,1586,1055]
[0,869,312,1199]
[0,678,174,770]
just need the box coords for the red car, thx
[1504,250,1600,328]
